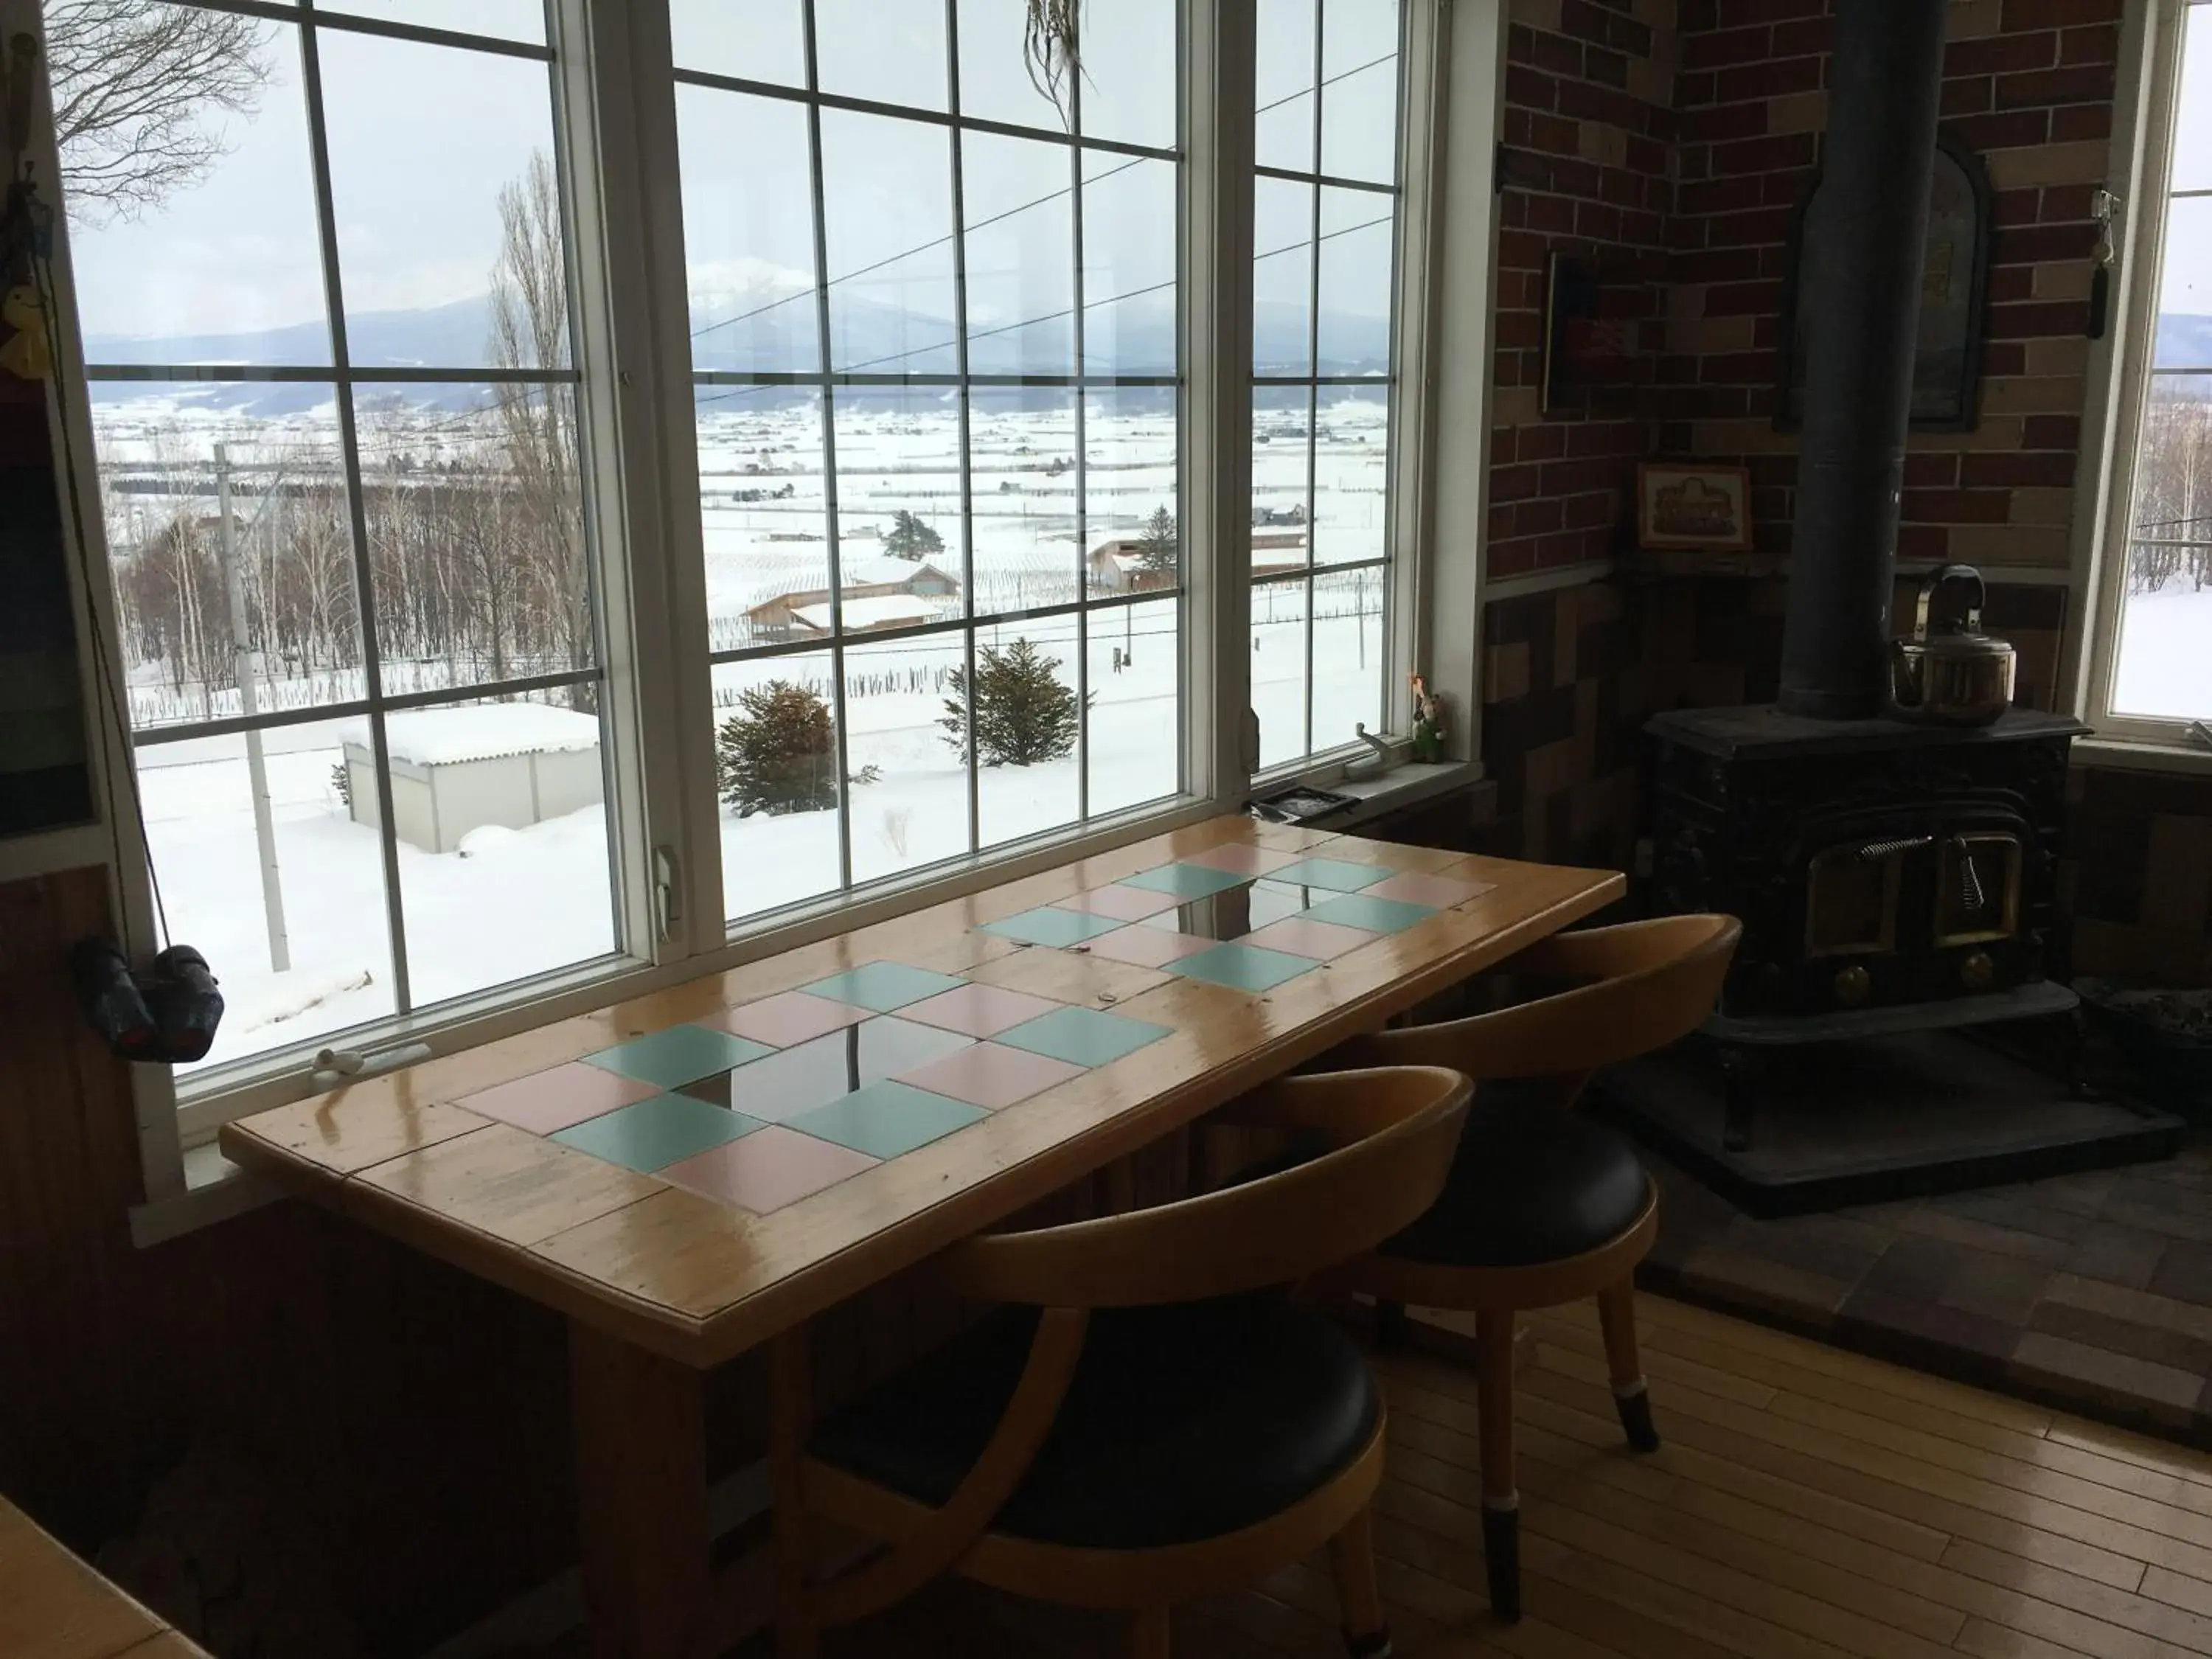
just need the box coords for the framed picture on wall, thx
[1636,463,1753,552]
[1541,252,1636,414]
[1775,128,1992,431]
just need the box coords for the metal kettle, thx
[1888,563,2016,726]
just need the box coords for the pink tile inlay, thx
[1182,844,1300,876]
[897,1041,1085,1110]
[1244,917,1380,961]
[659,1125,878,1214]
[1054,883,1183,922]
[709,990,870,1047]
[456,1062,662,1135]
[1082,925,1214,968]
[1364,872,1496,908]
[901,983,1063,1038]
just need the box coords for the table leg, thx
[569,1320,714,1659]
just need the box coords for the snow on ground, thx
[2112,581,2212,720]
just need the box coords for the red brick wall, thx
[1486,0,1677,580]
[1658,0,2116,571]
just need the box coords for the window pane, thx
[353,383,592,690]
[317,1,545,45]
[91,386,365,734]
[1316,185,1393,373]
[819,108,958,375]
[832,385,967,627]
[1083,151,1177,378]
[2174,5,2212,194]
[700,387,831,653]
[714,653,843,920]
[1310,565,1383,752]
[815,0,946,110]
[61,14,329,361]
[669,0,807,87]
[1312,387,1388,567]
[679,88,821,375]
[2156,197,2212,349]
[1089,596,1178,813]
[846,630,971,883]
[1253,388,1312,569]
[2114,393,2212,720]
[976,616,1082,848]
[1254,175,1315,376]
[963,131,1074,376]
[956,0,1062,131]
[319,32,562,365]
[1251,577,1310,768]
[379,691,616,1007]
[971,387,1077,613]
[1087,386,1178,598]
[141,719,397,1069]
[1320,0,1399,184]
[1256,0,1318,171]
[1079,0,1177,149]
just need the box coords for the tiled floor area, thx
[515,1293,2212,1658]
[1639,1133,2212,1444]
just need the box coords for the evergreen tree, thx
[1135,504,1178,574]
[881,509,945,561]
[940,638,1087,766]
[716,679,839,815]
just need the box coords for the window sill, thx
[1253,752,1489,830]
[129,1141,282,1249]
[2072,737,2212,777]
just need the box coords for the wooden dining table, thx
[220,813,1621,1658]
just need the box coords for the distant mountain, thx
[2157,313,2212,377]
[82,283,1392,418]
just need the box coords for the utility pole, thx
[215,442,291,973]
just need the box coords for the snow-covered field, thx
[2113,580,2212,720]
[103,394,1391,1070]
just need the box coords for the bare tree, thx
[44,1,271,224]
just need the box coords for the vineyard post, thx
[216,441,292,973]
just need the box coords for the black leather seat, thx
[810,1292,1380,1550]
[1378,1085,1649,1270]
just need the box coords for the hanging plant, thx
[1023,0,1082,128]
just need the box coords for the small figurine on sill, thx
[1410,675,1448,762]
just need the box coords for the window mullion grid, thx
[799,0,855,893]
[296,10,414,1014]
[945,0,981,856]
[1303,0,1325,762]
[1071,74,1092,823]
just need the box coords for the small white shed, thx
[339,703,603,854]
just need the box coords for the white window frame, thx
[2077,0,2212,759]
[14,0,1478,1220]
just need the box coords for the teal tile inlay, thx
[1173,942,1322,992]
[802,962,967,1013]
[1116,862,1251,900]
[996,1005,1172,1067]
[582,1024,774,1090]
[552,1093,763,1172]
[981,906,1125,947]
[1267,858,1390,893]
[1301,892,1439,934]
[783,1080,985,1159]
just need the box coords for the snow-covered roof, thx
[789,594,933,633]
[339,703,602,766]
[843,554,956,588]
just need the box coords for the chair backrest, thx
[931,1065,1472,1310]
[1331,914,1739,1085]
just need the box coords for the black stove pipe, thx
[1775,0,1950,720]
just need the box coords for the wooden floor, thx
[794,1292,2212,1659]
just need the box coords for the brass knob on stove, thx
[1960,950,1994,992]
[1832,964,1871,1005]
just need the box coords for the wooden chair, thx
[768,1064,1473,1659]
[1311,914,1739,1624]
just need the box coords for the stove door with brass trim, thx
[1804,838,1914,960]
[1935,831,2021,947]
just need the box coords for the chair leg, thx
[1596,1280,1660,1454]
[770,1330,819,1659]
[1475,1311,1521,1624]
[1328,1504,1394,1658]
[1374,1298,1411,1352]
[1127,1606,1172,1658]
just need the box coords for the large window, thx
[56,1,615,1074]
[668,0,1185,927]
[1251,0,1402,770]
